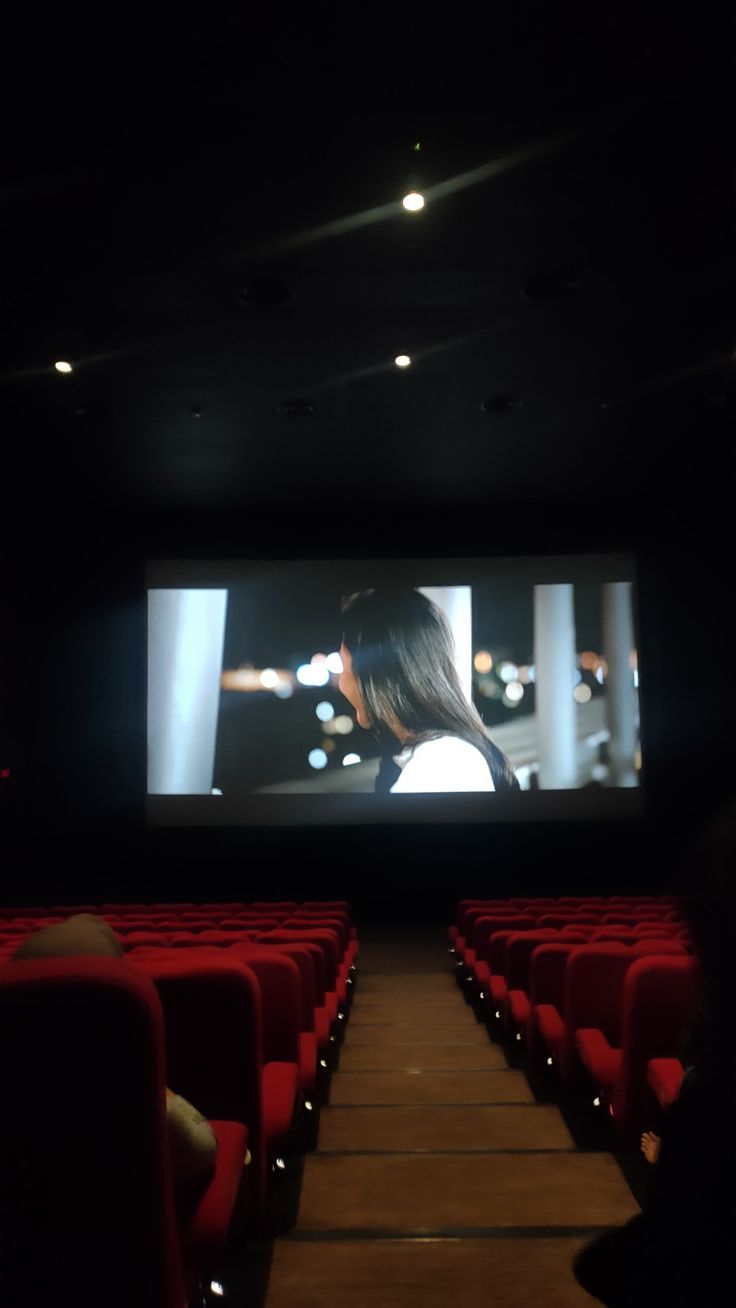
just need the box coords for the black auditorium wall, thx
[3,498,734,920]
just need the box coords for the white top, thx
[390,735,495,794]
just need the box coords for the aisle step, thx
[329,1068,535,1106]
[295,1152,639,1232]
[319,1104,575,1152]
[338,1043,507,1071]
[266,1236,594,1308]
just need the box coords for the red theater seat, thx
[222,945,302,1157]
[133,951,265,1220]
[469,914,536,992]
[647,1057,686,1109]
[0,955,246,1307]
[479,922,541,1014]
[259,926,342,1001]
[539,914,601,928]
[611,955,696,1142]
[249,942,319,1101]
[504,930,560,1032]
[122,931,168,951]
[453,902,516,956]
[591,930,639,944]
[509,898,558,909]
[194,903,249,914]
[528,942,583,1060]
[256,935,330,1055]
[570,942,684,1104]
[560,944,633,1088]
[216,918,282,932]
[630,939,685,957]
[195,929,260,946]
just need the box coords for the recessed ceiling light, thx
[481,394,523,414]
[54,360,73,374]
[402,192,425,212]
[522,274,581,302]
[394,354,412,368]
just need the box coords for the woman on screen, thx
[339,588,518,793]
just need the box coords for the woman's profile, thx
[338,587,518,794]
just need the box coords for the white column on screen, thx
[418,585,473,704]
[147,589,228,794]
[602,581,637,786]
[534,583,577,788]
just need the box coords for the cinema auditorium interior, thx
[2,9,735,1308]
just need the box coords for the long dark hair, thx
[341,587,519,791]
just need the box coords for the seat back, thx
[0,957,185,1308]
[560,944,632,1086]
[287,914,349,951]
[135,952,264,1209]
[539,914,601,928]
[121,932,168,951]
[473,914,537,961]
[529,942,582,1010]
[224,946,301,1064]
[257,928,340,990]
[505,931,563,992]
[463,905,527,940]
[630,939,685,956]
[258,936,326,1007]
[613,955,697,1142]
[254,943,316,1032]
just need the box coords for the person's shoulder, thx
[413,736,487,763]
[408,736,494,787]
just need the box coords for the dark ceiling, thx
[1,7,733,524]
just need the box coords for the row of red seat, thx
[0,900,358,1308]
[450,897,693,1145]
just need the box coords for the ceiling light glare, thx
[394,354,412,368]
[54,360,73,374]
[402,192,425,212]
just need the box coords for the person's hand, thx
[640,1131,661,1164]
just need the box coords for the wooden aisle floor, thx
[261,928,640,1307]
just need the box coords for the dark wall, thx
[3,499,733,922]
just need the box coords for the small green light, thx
[413,141,421,152]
